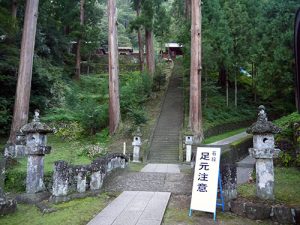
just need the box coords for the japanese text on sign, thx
[190,147,221,214]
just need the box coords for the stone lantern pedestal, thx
[132,127,142,162]
[247,105,281,200]
[185,136,193,162]
[20,110,53,194]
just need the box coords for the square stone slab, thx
[87,191,171,225]
[141,164,180,173]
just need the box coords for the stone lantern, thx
[247,105,281,200]
[20,110,53,194]
[132,127,142,162]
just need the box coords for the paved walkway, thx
[141,164,180,173]
[208,131,250,145]
[87,191,170,225]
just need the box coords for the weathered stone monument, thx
[247,105,281,200]
[20,109,53,194]
[132,127,142,162]
[52,160,69,197]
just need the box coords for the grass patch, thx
[0,193,114,225]
[238,167,300,206]
[202,128,247,144]
[126,162,146,172]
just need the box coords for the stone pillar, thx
[74,166,87,193]
[185,136,193,162]
[20,110,53,194]
[90,160,103,191]
[247,105,281,200]
[132,127,142,162]
[221,164,237,201]
[52,161,69,197]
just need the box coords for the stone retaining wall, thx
[51,153,128,202]
[204,120,254,138]
[230,198,300,224]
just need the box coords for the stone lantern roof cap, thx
[132,126,142,137]
[20,109,53,134]
[246,105,281,134]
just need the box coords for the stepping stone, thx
[141,164,180,173]
[87,191,171,225]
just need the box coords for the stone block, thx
[230,199,246,216]
[245,202,271,220]
[271,205,294,224]
[0,199,17,216]
[221,164,237,201]
[294,208,300,225]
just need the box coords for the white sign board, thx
[190,147,221,214]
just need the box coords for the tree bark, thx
[8,0,39,144]
[12,0,17,18]
[145,29,155,76]
[234,68,237,107]
[189,0,203,143]
[185,0,191,20]
[74,0,85,80]
[108,0,121,134]
[137,1,144,72]
[226,72,229,107]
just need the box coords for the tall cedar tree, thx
[74,0,85,80]
[189,0,203,142]
[9,0,39,144]
[108,0,121,134]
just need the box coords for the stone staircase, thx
[148,68,183,163]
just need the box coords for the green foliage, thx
[278,152,293,167]
[152,64,166,91]
[120,72,151,125]
[78,143,107,159]
[54,122,84,141]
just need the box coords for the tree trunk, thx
[189,0,203,143]
[295,9,300,112]
[185,0,191,20]
[8,0,39,144]
[137,1,144,72]
[145,29,155,76]
[74,0,85,80]
[226,72,229,107]
[108,0,121,134]
[254,64,257,103]
[218,66,227,88]
[234,69,237,107]
[12,0,17,18]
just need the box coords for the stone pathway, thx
[87,191,170,225]
[88,163,192,225]
[208,131,250,145]
[141,164,180,173]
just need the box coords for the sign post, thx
[189,147,221,220]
